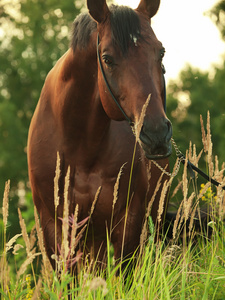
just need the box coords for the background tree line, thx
[167,0,225,167]
[0,0,224,239]
[0,0,82,238]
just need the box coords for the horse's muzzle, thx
[139,118,172,160]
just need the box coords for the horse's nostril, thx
[165,119,172,142]
[139,118,172,145]
[139,127,150,145]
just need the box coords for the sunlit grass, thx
[1,113,225,299]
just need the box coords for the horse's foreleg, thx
[111,210,142,275]
[39,208,62,270]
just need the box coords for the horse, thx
[27,0,172,272]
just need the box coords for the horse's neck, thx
[53,46,110,155]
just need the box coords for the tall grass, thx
[1,113,225,299]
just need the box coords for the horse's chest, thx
[71,168,116,222]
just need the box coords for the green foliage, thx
[167,62,225,166]
[210,0,225,38]
[0,0,82,197]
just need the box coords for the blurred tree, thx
[210,0,225,39]
[166,1,225,168]
[167,64,225,163]
[0,0,84,236]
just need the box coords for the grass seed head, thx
[54,151,61,208]
[3,180,10,233]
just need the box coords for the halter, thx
[96,34,167,126]
[96,36,225,190]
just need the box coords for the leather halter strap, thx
[96,34,167,125]
[97,34,133,125]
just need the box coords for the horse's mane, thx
[70,5,141,55]
[70,13,97,51]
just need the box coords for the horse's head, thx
[87,0,172,160]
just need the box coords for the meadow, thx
[1,113,225,299]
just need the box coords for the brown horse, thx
[27,0,172,270]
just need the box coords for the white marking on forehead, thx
[130,34,138,46]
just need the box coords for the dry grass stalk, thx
[157,180,168,224]
[206,112,214,177]
[169,157,181,183]
[213,157,225,189]
[12,243,24,255]
[81,259,94,290]
[185,192,195,222]
[197,182,211,200]
[221,193,225,221]
[34,207,48,263]
[140,219,148,253]
[54,151,61,208]
[2,181,10,292]
[217,184,225,221]
[189,201,199,234]
[162,245,181,266]
[34,207,52,286]
[193,143,197,163]
[215,171,225,215]
[189,142,202,168]
[200,114,207,153]
[17,252,41,279]
[146,160,152,184]
[182,152,189,221]
[134,94,151,142]
[2,180,10,235]
[215,155,219,176]
[0,255,10,293]
[113,163,126,212]
[30,225,37,251]
[70,204,79,256]
[5,234,22,253]
[54,152,61,272]
[140,172,164,249]
[201,112,214,177]
[61,166,70,261]
[18,208,39,285]
[196,149,203,166]
[188,141,193,161]
[110,163,126,237]
[172,200,183,239]
[18,208,31,257]
[144,161,152,203]
[141,163,153,249]
[146,172,164,219]
[88,276,108,296]
[71,223,88,257]
[171,180,182,199]
[90,186,102,217]
[222,162,225,171]
[214,168,225,185]
[31,277,42,300]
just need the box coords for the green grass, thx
[1,115,225,299]
[1,187,225,299]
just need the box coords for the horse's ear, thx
[87,0,110,23]
[137,0,160,19]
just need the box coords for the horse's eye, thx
[102,55,114,67]
[160,48,165,60]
